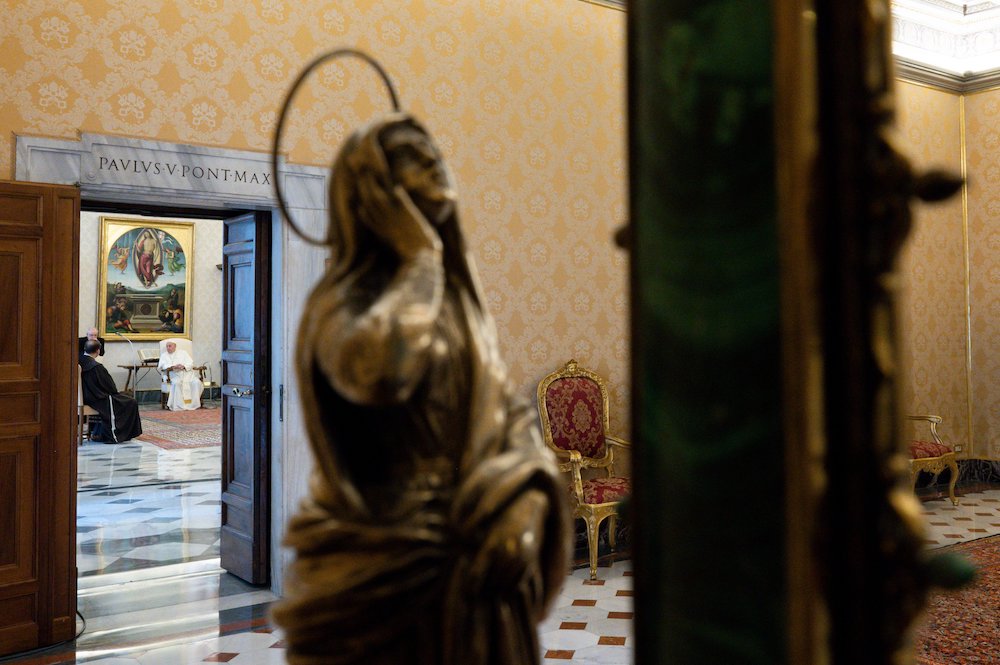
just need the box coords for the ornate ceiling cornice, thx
[892,0,1000,76]
[895,55,1000,92]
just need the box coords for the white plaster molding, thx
[893,0,1000,74]
[15,133,327,211]
[15,132,328,596]
[968,2,1000,13]
[895,54,1000,91]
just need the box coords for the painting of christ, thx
[97,216,195,341]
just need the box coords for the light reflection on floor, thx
[33,437,635,664]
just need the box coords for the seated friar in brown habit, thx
[79,340,143,444]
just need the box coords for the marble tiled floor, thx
[44,483,993,665]
[76,436,223,577]
[61,434,996,665]
[77,481,222,577]
[6,560,632,664]
[78,440,220,491]
[920,487,1000,548]
[39,430,634,664]
[4,563,279,665]
[541,561,634,663]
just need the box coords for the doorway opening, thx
[76,207,226,589]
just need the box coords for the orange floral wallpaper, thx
[0,0,629,425]
[895,80,1000,459]
[964,89,1000,460]
[893,82,970,453]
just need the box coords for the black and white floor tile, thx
[76,436,223,578]
[77,480,222,577]
[2,430,637,662]
[78,440,220,491]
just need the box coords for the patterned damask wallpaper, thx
[964,89,1000,460]
[893,83,969,453]
[895,81,1000,459]
[2,1,629,427]
[78,211,224,393]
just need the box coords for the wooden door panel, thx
[220,211,270,585]
[0,240,40,381]
[0,193,44,227]
[221,393,254,556]
[227,259,254,348]
[0,594,37,655]
[224,362,253,387]
[0,438,37,585]
[0,181,79,657]
[226,401,254,491]
[0,394,39,425]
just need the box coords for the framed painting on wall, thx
[98,216,195,341]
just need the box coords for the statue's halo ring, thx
[271,48,401,247]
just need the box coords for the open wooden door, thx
[220,211,271,584]
[0,181,79,656]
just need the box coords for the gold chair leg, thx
[608,515,617,551]
[586,516,600,581]
[947,457,960,506]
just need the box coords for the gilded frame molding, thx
[97,215,195,342]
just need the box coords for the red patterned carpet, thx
[915,535,1000,664]
[138,407,221,450]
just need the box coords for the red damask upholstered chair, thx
[907,414,959,506]
[537,359,631,580]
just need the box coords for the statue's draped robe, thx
[273,115,569,665]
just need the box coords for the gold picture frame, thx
[97,216,195,341]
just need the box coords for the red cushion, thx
[544,376,606,458]
[909,440,952,459]
[574,477,631,504]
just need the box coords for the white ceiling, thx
[892,1,1000,76]
[590,1,997,82]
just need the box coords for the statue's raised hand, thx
[358,172,442,261]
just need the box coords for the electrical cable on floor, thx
[0,611,87,663]
[75,610,87,640]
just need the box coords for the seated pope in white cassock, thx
[158,341,202,411]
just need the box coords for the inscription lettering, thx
[95,154,272,188]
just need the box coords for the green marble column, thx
[629,1,786,663]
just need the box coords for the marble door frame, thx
[16,133,330,594]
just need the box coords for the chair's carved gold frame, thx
[907,414,959,506]
[537,359,631,580]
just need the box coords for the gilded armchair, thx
[537,359,631,580]
[907,414,959,506]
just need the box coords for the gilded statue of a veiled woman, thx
[271,111,570,664]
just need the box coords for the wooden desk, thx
[119,362,160,396]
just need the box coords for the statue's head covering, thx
[325,113,468,284]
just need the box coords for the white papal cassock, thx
[158,347,202,411]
